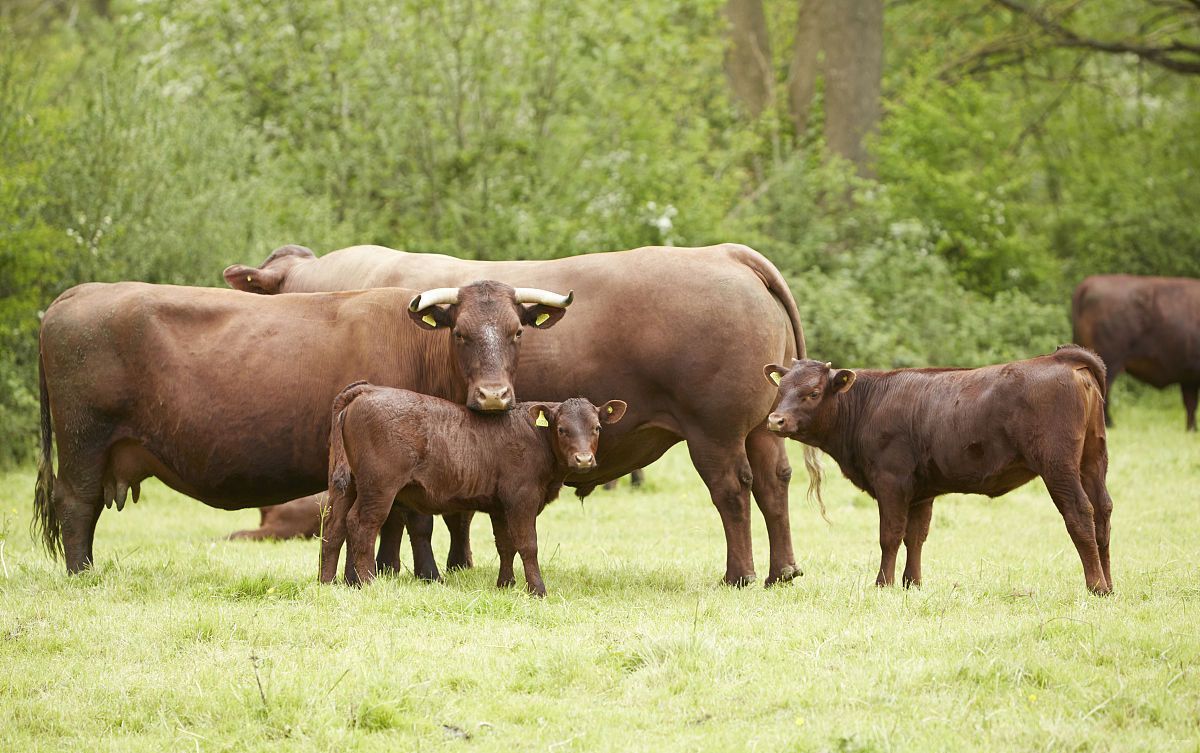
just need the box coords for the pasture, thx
[1,388,1197,752]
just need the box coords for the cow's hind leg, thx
[901,498,934,588]
[1081,433,1114,591]
[1181,383,1198,432]
[345,485,400,587]
[1042,469,1109,595]
[375,506,406,575]
[444,512,475,571]
[56,475,104,574]
[746,425,799,586]
[686,437,756,586]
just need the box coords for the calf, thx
[764,346,1113,594]
[227,494,325,540]
[319,383,626,596]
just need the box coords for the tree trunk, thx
[821,0,884,175]
[787,0,820,136]
[724,0,774,117]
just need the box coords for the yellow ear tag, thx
[535,410,549,427]
[535,312,551,326]
[606,405,614,414]
[770,371,782,385]
[247,275,253,282]
[422,314,437,327]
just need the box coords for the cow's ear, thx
[408,303,454,330]
[764,363,789,387]
[831,369,856,393]
[599,400,627,425]
[223,264,284,294]
[520,304,567,329]
[525,403,556,428]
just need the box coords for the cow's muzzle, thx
[472,385,513,412]
[766,413,787,433]
[569,453,596,471]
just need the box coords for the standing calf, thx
[320,383,626,596]
[764,346,1114,594]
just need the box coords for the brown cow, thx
[1072,274,1200,430]
[34,280,571,573]
[227,494,325,540]
[319,382,626,595]
[224,243,812,587]
[764,346,1113,595]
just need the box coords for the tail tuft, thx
[32,349,62,559]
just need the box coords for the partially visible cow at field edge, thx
[224,243,812,587]
[764,346,1113,595]
[227,494,325,540]
[35,280,572,573]
[321,383,626,596]
[1072,274,1200,431]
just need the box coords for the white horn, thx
[513,288,574,308]
[823,361,832,369]
[409,287,460,312]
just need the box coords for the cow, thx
[34,280,572,573]
[227,494,326,540]
[763,346,1113,595]
[1071,274,1200,430]
[319,382,627,596]
[223,242,813,587]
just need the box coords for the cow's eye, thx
[809,390,820,399]
[513,329,523,342]
[454,331,467,344]
[557,427,567,435]
[592,426,600,434]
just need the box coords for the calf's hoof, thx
[722,572,756,588]
[445,555,474,572]
[1089,582,1113,596]
[375,558,402,576]
[765,563,803,587]
[496,575,516,589]
[525,584,547,598]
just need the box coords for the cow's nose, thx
[475,385,512,411]
[767,413,786,432]
[572,453,595,469]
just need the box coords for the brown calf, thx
[319,383,626,596]
[227,494,325,540]
[764,346,1114,595]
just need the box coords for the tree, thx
[724,0,774,117]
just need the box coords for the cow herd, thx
[32,243,1200,596]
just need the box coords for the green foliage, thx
[1,0,1197,462]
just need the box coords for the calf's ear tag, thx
[769,371,782,385]
[247,275,253,282]
[422,314,437,327]
[535,410,549,427]
[535,312,551,326]
[606,405,614,414]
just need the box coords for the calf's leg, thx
[489,513,517,589]
[320,481,355,584]
[404,511,442,582]
[686,437,757,586]
[901,498,934,588]
[345,486,399,587]
[1043,470,1109,595]
[746,425,800,586]
[444,512,475,571]
[375,506,406,574]
[504,502,546,597]
[1181,383,1198,432]
[872,476,913,587]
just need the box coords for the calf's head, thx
[410,280,572,412]
[764,359,856,440]
[526,398,627,471]
[223,244,316,294]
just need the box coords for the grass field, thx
[0,389,1197,752]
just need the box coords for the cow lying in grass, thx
[320,383,626,596]
[227,494,325,541]
[764,346,1113,594]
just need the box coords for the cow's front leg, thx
[873,475,913,587]
[686,438,756,587]
[901,498,934,588]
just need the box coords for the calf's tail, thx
[33,349,62,559]
[328,381,373,492]
[1056,344,1108,401]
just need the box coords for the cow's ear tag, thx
[535,312,551,327]
[769,371,782,385]
[535,410,549,427]
[606,405,614,414]
[422,314,438,327]
[247,275,253,282]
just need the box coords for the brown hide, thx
[766,346,1113,594]
[320,389,624,595]
[228,494,325,540]
[224,243,808,586]
[1071,274,1200,430]
[36,280,564,572]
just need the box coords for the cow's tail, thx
[1070,278,1093,346]
[1056,344,1108,401]
[728,243,827,520]
[33,348,62,560]
[328,381,373,493]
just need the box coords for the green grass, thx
[1,391,1198,752]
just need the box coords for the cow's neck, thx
[811,372,882,492]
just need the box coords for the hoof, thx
[765,564,803,587]
[496,576,516,589]
[445,558,474,572]
[723,573,756,588]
